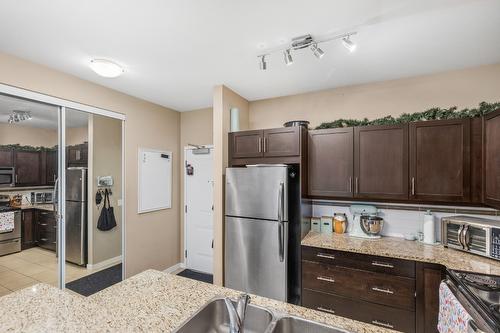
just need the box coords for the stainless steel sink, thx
[269,316,349,333]
[174,298,273,333]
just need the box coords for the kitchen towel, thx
[0,211,15,233]
[437,281,472,333]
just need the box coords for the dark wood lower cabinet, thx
[37,210,57,252]
[301,246,444,333]
[21,209,37,250]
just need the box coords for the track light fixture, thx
[8,110,32,124]
[257,31,357,70]
[284,49,293,66]
[310,43,325,59]
[342,36,357,53]
[259,55,267,70]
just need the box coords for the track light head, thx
[342,36,357,52]
[310,43,325,59]
[284,49,293,66]
[259,55,267,70]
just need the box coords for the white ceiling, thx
[0,0,499,111]
[0,94,88,129]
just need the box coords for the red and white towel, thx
[0,211,15,233]
[437,281,472,333]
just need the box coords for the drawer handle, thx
[316,253,335,260]
[40,238,48,241]
[371,287,394,294]
[317,306,335,314]
[372,320,394,329]
[39,223,48,226]
[371,261,394,268]
[317,276,335,283]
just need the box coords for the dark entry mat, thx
[66,264,122,296]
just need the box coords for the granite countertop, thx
[0,269,394,333]
[302,231,500,275]
[18,204,55,211]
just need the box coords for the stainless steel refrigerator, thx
[225,165,306,304]
[65,167,88,266]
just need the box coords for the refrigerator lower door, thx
[225,166,288,221]
[225,216,288,302]
[65,200,87,265]
[66,168,87,202]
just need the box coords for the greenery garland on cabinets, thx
[0,144,57,152]
[315,101,500,129]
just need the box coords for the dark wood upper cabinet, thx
[0,149,14,167]
[409,119,470,202]
[67,143,88,167]
[14,151,42,186]
[45,150,58,185]
[483,109,500,208]
[263,127,300,157]
[229,130,264,159]
[354,124,409,200]
[308,128,354,197]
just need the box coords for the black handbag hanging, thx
[97,189,117,231]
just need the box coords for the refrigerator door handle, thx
[278,221,284,262]
[278,181,285,262]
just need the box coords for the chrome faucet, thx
[224,294,250,333]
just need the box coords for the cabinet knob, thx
[372,320,394,329]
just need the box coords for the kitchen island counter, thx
[302,231,500,275]
[0,269,395,333]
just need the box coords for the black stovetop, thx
[0,206,20,213]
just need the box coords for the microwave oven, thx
[0,167,15,187]
[442,215,500,260]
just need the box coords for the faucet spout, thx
[224,294,251,333]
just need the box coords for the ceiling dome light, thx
[342,36,357,53]
[310,43,325,59]
[284,49,293,66]
[259,55,267,71]
[89,59,124,78]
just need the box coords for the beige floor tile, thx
[10,262,47,277]
[30,269,58,284]
[0,265,10,273]
[0,270,26,284]
[0,258,32,270]
[0,285,11,297]
[1,275,37,291]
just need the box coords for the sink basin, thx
[174,298,273,333]
[270,316,349,333]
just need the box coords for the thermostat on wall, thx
[97,176,114,187]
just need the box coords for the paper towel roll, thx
[423,210,435,244]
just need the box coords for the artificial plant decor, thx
[315,101,500,129]
[0,144,57,152]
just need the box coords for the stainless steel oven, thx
[442,215,500,260]
[0,167,15,188]
[0,210,21,256]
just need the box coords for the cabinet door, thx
[410,119,470,202]
[21,209,36,250]
[229,130,263,159]
[45,150,58,185]
[15,151,42,186]
[0,149,14,167]
[67,143,88,167]
[354,124,409,200]
[308,128,353,197]
[416,263,444,333]
[263,127,300,157]
[483,109,500,208]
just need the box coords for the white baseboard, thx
[87,255,122,271]
[164,262,185,274]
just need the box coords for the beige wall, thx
[0,52,180,277]
[213,85,249,285]
[89,115,122,265]
[0,123,57,147]
[66,126,88,146]
[179,107,213,261]
[249,63,500,129]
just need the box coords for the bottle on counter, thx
[333,213,347,234]
[423,210,436,244]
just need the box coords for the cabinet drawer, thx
[302,288,415,333]
[38,229,56,251]
[302,260,416,310]
[302,246,415,278]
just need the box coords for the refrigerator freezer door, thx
[65,200,87,265]
[225,166,288,221]
[225,216,288,301]
[66,168,87,202]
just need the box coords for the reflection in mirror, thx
[0,93,59,296]
[64,110,123,296]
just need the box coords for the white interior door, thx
[185,147,214,273]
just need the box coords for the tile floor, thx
[0,247,96,297]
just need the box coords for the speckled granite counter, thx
[0,269,394,333]
[18,204,55,211]
[302,232,500,275]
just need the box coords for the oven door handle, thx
[467,320,486,333]
[457,224,465,248]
